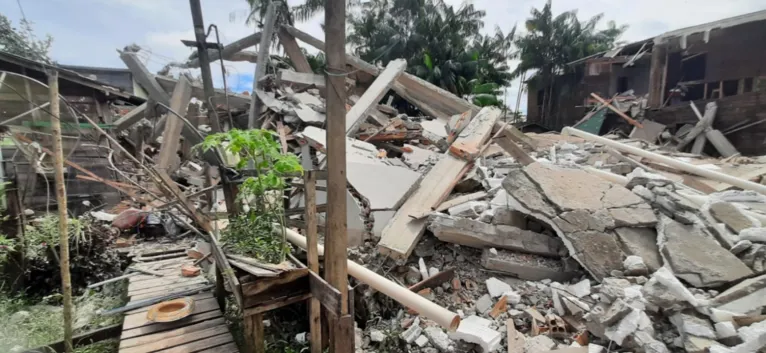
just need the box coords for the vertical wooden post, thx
[245,314,266,353]
[49,70,73,353]
[248,1,278,128]
[325,0,353,351]
[304,171,322,353]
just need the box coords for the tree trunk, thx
[49,70,73,353]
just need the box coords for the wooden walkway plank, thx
[120,325,229,353]
[121,310,222,339]
[130,283,210,301]
[153,332,233,353]
[129,279,208,296]
[195,342,239,353]
[122,298,221,331]
[125,292,214,315]
[119,317,226,349]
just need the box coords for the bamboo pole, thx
[282,227,461,331]
[49,70,73,353]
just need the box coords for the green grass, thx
[0,281,127,351]
[73,339,118,353]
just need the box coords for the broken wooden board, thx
[113,103,148,132]
[378,107,500,259]
[495,122,537,150]
[278,69,325,88]
[346,59,407,136]
[120,51,170,104]
[629,119,666,144]
[157,75,193,172]
[184,32,262,68]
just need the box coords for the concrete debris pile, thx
[354,122,766,353]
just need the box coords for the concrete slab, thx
[347,161,421,210]
[614,227,663,272]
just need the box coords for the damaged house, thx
[526,9,766,156]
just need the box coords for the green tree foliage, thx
[347,0,515,99]
[512,0,627,82]
[0,14,52,63]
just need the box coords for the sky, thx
[5,0,765,114]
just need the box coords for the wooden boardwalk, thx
[118,251,239,353]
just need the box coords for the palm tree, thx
[513,0,626,118]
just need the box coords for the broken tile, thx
[710,201,756,233]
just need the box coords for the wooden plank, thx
[309,271,342,317]
[590,93,643,128]
[345,59,407,136]
[378,107,500,259]
[410,191,489,219]
[185,32,262,68]
[332,314,355,353]
[248,2,278,128]
[120,310,222,340]
[114,103,148,132]
[125,292,214,315]
[122,298,220,331]
[506,318,525,353]
[277,27,313,73]
[129,276,193,292]
[157,75,193,172]
[281,24,478,121]
[130,283,211,301]
[128,279,208,297]
[120,325,229,353]
[278,69,325,88]
[241,268,309,296]
[495,134,535,166]
[196,342,239,353]
[305,170,323,353]
[245,314,266,353]
[120,52,171,104]
[243,293,312,316]
[119,317,225,349]
[152,332,233,353]
[408,268,455,293]
[228,259,279,277]
[495,122,537,150]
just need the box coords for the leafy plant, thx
[0,235,15,265]
[199,129,302,263]
[0,14,53,63]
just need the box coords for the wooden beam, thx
[281,24,478,121]
[113,103,148,132]
[379,107,500,259]
[494,122,537,150]
[278,27,313,73]
[248,2,278,128]
[495,135,535,166]
[120,52,170,104]
[590,93,643,128]
[245,313,266,353]
[278,69,325,88]
[185,32,262,68]
[677,102,716,151]
[304,170,322,353]
[346,59,406,136]
[157,75,193,172]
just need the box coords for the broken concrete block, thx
[429,267,440,278]
[524,335,557,353]
[557,230,625,281]
[740,227,766,243]
[424,326,453,352]
[600,298,632,326]
[491,208,527,228]
[599,277,633,302]
[682,335,720,353]
[609,207,658,227]
[623,255,649,276]
[485,278,511,298]
[604,308,640,345]
[554,209,614,233]
[649,267,703,308]
[481,248,578,282]
[501,170,557,218]
[429,214,564,257]
[632,185,655,203]
[448,315,501,353]
[475,294,493,313]
[505,290,521,305]
[448,201,489,219]
[569,279,591,298]
[614,227,663,272]
[562,295,590,315]
[710,201,756,233]
[419,258,429,280]
[415,335,429,348]
[711,273,766,314]
[715,321,740,345]
[731,240,754,255]
[658,216,753,287]
[670,312,717,339]
[400,318,422,343]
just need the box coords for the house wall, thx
[525,70,588,130]
[610,63,651,96]
[647,20,766,156]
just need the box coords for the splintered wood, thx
[378,107,501,259]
